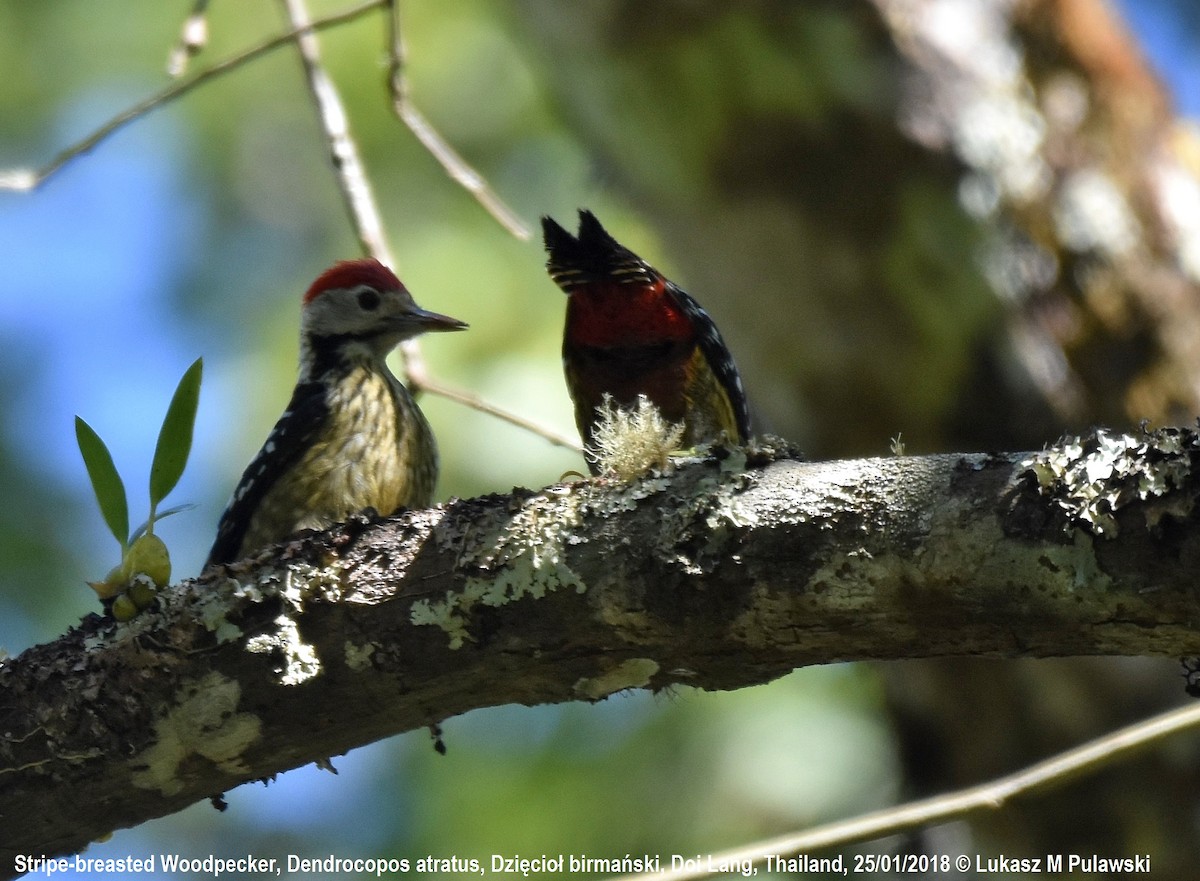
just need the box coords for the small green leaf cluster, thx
[76,358,203,620]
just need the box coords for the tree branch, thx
[615,699,1200,881]
[385,0,531,241]
[0,0,385,192]
[3,429,1199,871]
[413,374,584,453]
[281,0,396,268]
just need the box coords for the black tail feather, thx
[542,209,652,288]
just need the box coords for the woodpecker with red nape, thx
[205,258,466,568]
[542,210,750,472]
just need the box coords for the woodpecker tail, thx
[542,210,657,291]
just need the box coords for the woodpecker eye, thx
[357,289,381,311]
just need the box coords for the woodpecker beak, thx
[409,307,468,333]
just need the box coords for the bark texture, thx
[3,429,1200,873]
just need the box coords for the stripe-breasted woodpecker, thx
[205,258,466,568]
[542,210,750,472]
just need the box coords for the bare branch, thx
[615,701,1200,881]
[413,375,584,453]
[386,0,531,240]
[276,0,426,380]
[0,0,385,193]
[279,0,395,266]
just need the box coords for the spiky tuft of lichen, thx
[586,395,686,480]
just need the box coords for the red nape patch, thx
[566,279,694,347]
[304,258,403,304]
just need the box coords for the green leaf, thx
[130,503,197,544]
[149,357,203,517]
[75,416,130,550]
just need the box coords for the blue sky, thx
[1117,0,1200,116]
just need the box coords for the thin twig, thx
[611,700,1200,881]
[415,376,584,453]
[281,0,577,455]
[166,0,212,77]
[0,0,385,193]
[279,0,394,267]
[3,1,571,458]
[278,0,426,386]
[385,0,530,240]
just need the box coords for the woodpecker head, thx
[300,258,467,359]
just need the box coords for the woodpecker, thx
[542,210,750,472]
[205,258,467,568]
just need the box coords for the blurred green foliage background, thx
[2,0,1200,876]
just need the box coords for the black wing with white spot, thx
[204,381,330,567]
[668,281,751,441]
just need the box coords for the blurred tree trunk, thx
[511,0,1200,872]
[515,0,1200,453]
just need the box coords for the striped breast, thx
[234,363,436,558]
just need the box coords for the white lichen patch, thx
[567,447,759,588]
[129,672,261,796]
[409,586,476,649]
[246,615,321,685]
[1019,429,1199,536]
[584,454,713,517]
[79,576,237,651]
[573,658,660,700]
[193,565,341,679]
[412,429,759,649]
[636,461,759,579]
[187,561,343,647]
[699,452,773,527]
[192,578,249,644]
[411,487,590,649]
[277,562,344,605]
[343,640,377,671]
[1042,531,1114,592]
